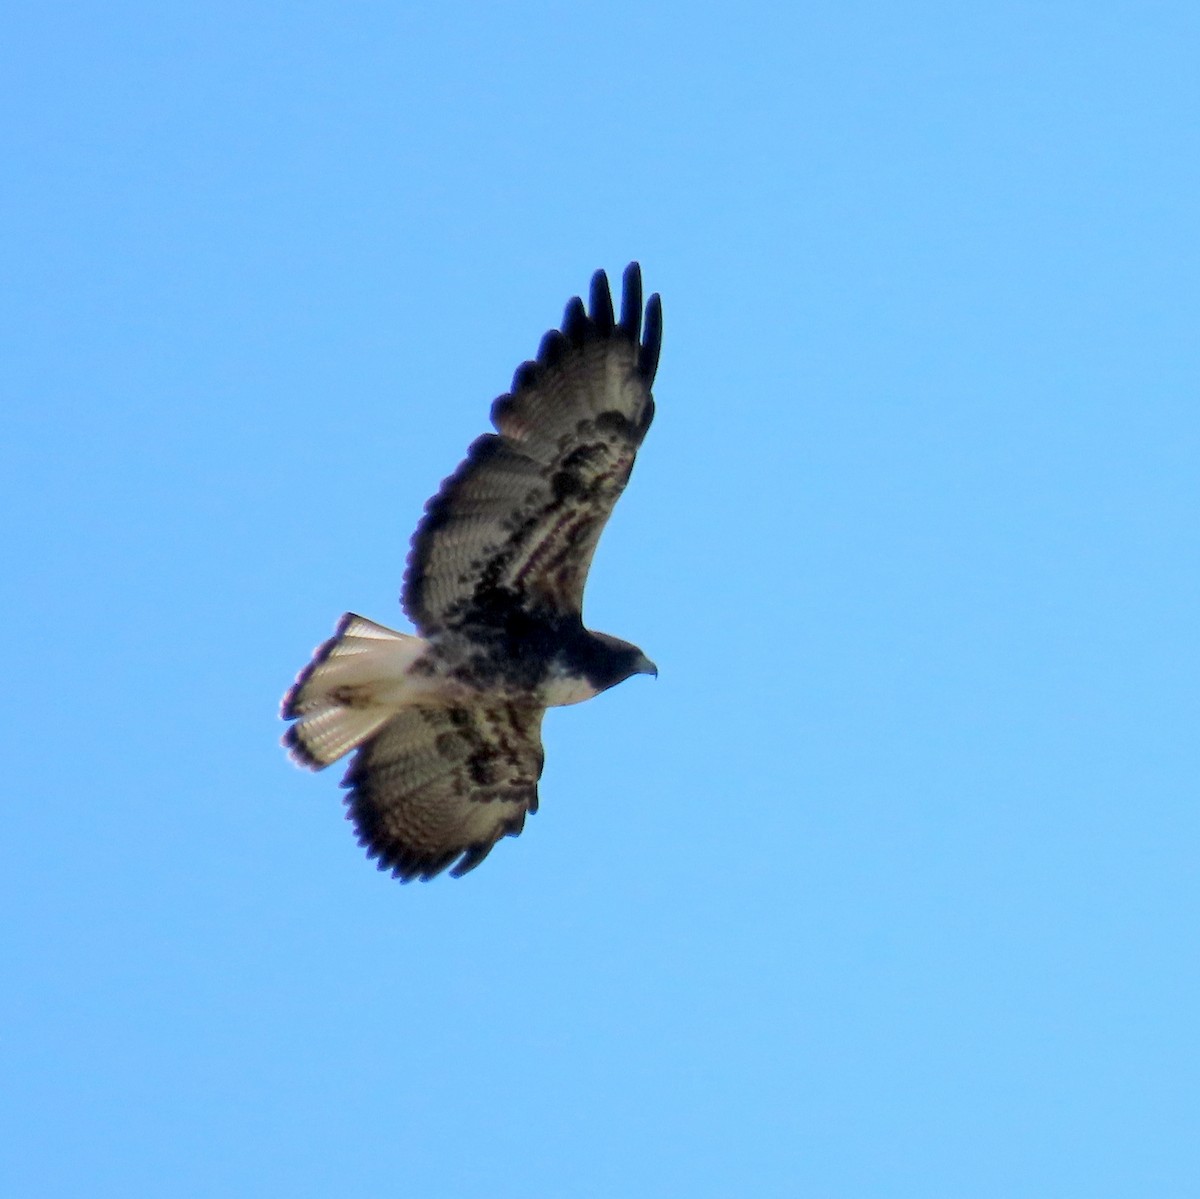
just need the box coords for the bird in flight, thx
[281,263,662,881]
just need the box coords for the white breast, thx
[539,673,601,707]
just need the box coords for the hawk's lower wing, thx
[342,703,546,882]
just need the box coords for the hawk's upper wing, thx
[342,702,546,881]
[402,263,661,635]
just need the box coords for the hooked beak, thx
[637,654,658,679]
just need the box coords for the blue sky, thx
[3,3,1197,1196]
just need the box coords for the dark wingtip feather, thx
[490,391,516,425]
[639,293,663,383]
[561,295,591,345]
[589,269,615,332]
[538,328,568,367]
[510,359,539,392]
[619,262,644,345]
[449,840,496,878]
[449,804,528,878]
[503,264,653,396]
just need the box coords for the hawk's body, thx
[282,264,661,881]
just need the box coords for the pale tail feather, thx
[281,614,430,768]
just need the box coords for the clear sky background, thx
[3,4,1197,1196]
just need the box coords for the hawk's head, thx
[582,632,657,693]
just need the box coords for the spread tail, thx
[281,614,429,768]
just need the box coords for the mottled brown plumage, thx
[282,265,661,881]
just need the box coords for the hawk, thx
[282,263,661,881]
